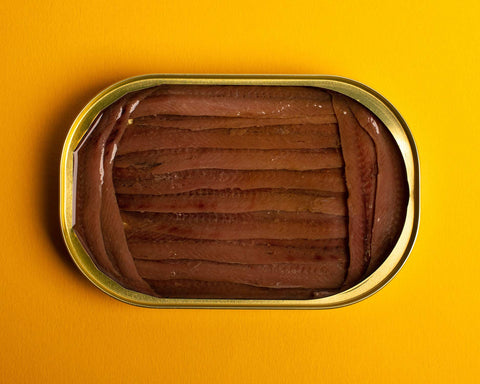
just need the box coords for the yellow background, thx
[1,1,479,382]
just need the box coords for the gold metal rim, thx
[60,74,420,309]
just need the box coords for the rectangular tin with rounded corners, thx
[60,74,420,309]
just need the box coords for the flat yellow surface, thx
[1,1,478,383]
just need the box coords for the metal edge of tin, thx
[60,74,420,309]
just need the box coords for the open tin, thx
[60,74,419,308]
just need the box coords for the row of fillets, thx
[75,84,408,299]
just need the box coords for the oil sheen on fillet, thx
[73,84,409,299]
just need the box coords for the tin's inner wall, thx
[73,85,408,299]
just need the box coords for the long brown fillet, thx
[131,114,338,129]
[332,93,377,287]
[74,107,122,279]
[128,236,348,264]
[145,279,338,300]
[135,259,346,289]
[117,189,347,215]
[117,124,340,154]
[149,85,332,100]
[114,148,344,173]
[347,100,408,275]
[122,211,348,240]
[99,95,156,293]
[113,168,347,195]
[131,93,333,119]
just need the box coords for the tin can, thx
[60,74,419,308]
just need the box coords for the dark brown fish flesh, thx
[73,85,408,299]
